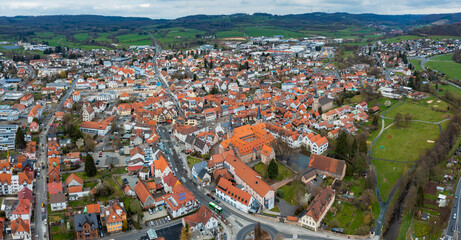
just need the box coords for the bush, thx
[276,189,285,198]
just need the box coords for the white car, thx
[454,213,457,219]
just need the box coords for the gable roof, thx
[183,205,217,228]
[11,217,30,235]
[308,154,346,178]
[65,173,83,186]
[74,213,99,232]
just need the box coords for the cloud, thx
[0,0,460,19]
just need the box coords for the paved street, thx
[446,177,461,239]
[33,79,77,239]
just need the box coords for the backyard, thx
[277,181,306,205]
[254,161,294,182]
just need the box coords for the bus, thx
[208,202,222,213]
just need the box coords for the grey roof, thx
[49,193,66,204]
[185,135,195,145]
[193,138,206,150]
[192,161,208,175]
[198,168,209,180]
[318,97,333,106]
[74,213,99,232]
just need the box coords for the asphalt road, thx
[447,177,461,239]
[33,79,77,239]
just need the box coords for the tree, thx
[404,185,417,212]
[15,127,26,149]
[180,224,191,240]
[85,154,97,177]
[254,222,262,240]
[335,131,348,158]
[394,113,403,127]
[417,185,425,207]
[350,138,358,159]
[267,159,279,180]
[33,117,39,123]
[359,189,375,210]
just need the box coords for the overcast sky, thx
[0,0,460,19]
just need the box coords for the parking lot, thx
[146,215,172,228]
[141,205,169,224]
[92,151,126,167]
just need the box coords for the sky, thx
[0,0,460,19]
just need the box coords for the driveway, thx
[277,199,297,217]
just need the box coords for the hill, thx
[0,12,460,49]
[410,21,461,37]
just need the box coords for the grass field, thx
[425,56,461,79]
[370,98,451,200]
[384,100,450,122]
[384,35,461,44]
[254,161,294,182]
[433,83,461,98]
[410,59,423,71]
[323,201,373,235]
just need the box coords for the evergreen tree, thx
[350,138,358,159]
[15,127,26,149]
[335,131,348,159]
[267,159,279,180]
[85,154,97,177]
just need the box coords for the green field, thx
[278,181,306,205]
[74,33,90,41]
[384,100,450,122]
[434,83,461,97]
[384,35,461,44]
[425,55,461,79]
[323,201,373,235]
[371,99,451,200]
[410,59,423,71]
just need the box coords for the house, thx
[10,217,30,240]
[308,154,346,180]
[11,199,32,223]
[49,193,67,211]
[182,205,219,234]
[68,185,90,201]
[162,184,199,218]
[82,102,95,122]
[134,181,156,208]
[301,169,317,185]
[65,173,84,187]
[74,213,99,240]
[103,201,127,233]
[20,94,34,107]
[80,116,114,136]
[299,186,335,231]
[216,178,259,213]
[27,104,43,124]
[48,182,63,195]
[191,161,211,186]
[29,122,39,133]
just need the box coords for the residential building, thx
[49,193,67,211]
[182,205,219,234]
[216,178,259,213]
[299,186,335,231]
[308,154,346,180]
[74,213,99,240]
[10,217,30,240]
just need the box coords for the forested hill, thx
[0,12,460,49]
[410,22,461,37]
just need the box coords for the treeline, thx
[453,49,461,63]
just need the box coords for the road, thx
[446,177,461,239]
[33,79,77,239]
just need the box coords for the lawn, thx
[372,122,441,161]
[51,225,73,240]
[425,60,461,80]
[323,201,372,235]
[343,176,366,196]
[83,181,98,188]
[433,84,461,98]
[254,161,294,182]
[372,159,412,201]
[410,59,423,71]
[431,54,453,61]
[384,100,450,122]
[277,181,306,205]
[187,156,203,168]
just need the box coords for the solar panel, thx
[178,192,185,197]
[178,196,186,201]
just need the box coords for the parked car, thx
[454,213,457,219]
[148,208,153,215]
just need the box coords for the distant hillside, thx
[0,12,460,49]
[409,21,461,37]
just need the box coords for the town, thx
[0,29,460,240]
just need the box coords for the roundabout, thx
[236,223,279,240]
